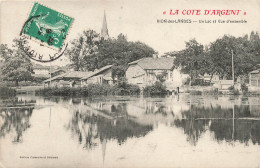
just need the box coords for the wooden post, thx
[49,62,52,87]
[231,50,234,85]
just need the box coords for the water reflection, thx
[0,95,260,147]
[174,102,260,145]
[49,96,259,149]
[65,101,153,150]
[0,97,34,143]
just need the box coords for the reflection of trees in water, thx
[210,120,260,145]
[0,107,33,143]
[175,105,260,145]
[174,119,209,146]
[65,104,153,149]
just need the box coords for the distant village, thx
[31,55,260,94]
[1,11,260,95]
[23,11,260,95]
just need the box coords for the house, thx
[81,65,113,86]
[213,80,234,90]
[125,57,187,92]
[203,73,220,83]
[49,68,66,77]
[33,64,50,77]
[43,71,90,88]
[249,69,260,91]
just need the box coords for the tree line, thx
[65,30,155,79]
[0,30,259,86]
[166,31,260,84]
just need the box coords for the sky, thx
[0,0,260,66]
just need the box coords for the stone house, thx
[81,65,113,86]
[249,69,260,91]
[125,57,187,92]
[213,80,234,90]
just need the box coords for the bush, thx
[0,86,16,98]
[228,85,235,90]
[241,83,248,94]
[35,83,140,97]
[202,88,218,95]
[143,81,167,96]
[190,90,202,95]
[228,85,240,95]
[191,79,210,86]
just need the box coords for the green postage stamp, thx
[22,2,74,49]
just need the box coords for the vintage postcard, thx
[0,0,260,167]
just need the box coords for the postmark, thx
[20,2,74,62]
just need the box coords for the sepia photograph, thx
[0,0,260,167]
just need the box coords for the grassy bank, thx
[35,83,140,96]
[35,81,169,97]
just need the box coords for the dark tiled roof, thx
[44,71,90,82]
[33,63,50,70]
[32,74,49,78]
[81,65,113,80]
[128,57,174,70]
[49,68,67,74]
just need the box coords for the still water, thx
[0,95,260,168]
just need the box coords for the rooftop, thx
[128,57,174,70]
[81,65,113,80]
[44,71,90,83]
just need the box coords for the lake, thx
[0,95,260,168]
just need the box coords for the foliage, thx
[65,30,100,71]
[143,81,167,96]
[35,83,140,96]
[241,83,248,94]
[166,31,260,84]
[0,86,16,98]
[228,85,240,95]
[0,39,33,86]
[168,39,206,84]
[208,33,260,79]
[190,90,202,95]
[66,31,155,78]
[156,71,168,83]
[112,77,140,95]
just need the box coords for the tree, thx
[168,39,206,84]
[88,33,155,78]
[167,32,260,85]
[66,30,100,71]
[0,39,33,86]
[67,31,155,78]
[208,33,260,80]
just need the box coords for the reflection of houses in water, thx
[56,96,260,147]
[248,97,260,116]
[126,97,190,125]
[65,99,153,150]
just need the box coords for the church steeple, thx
[101,11,109,40]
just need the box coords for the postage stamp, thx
[22,2,73,49]
[19,2,74,62]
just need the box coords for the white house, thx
[125,57,188,92]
